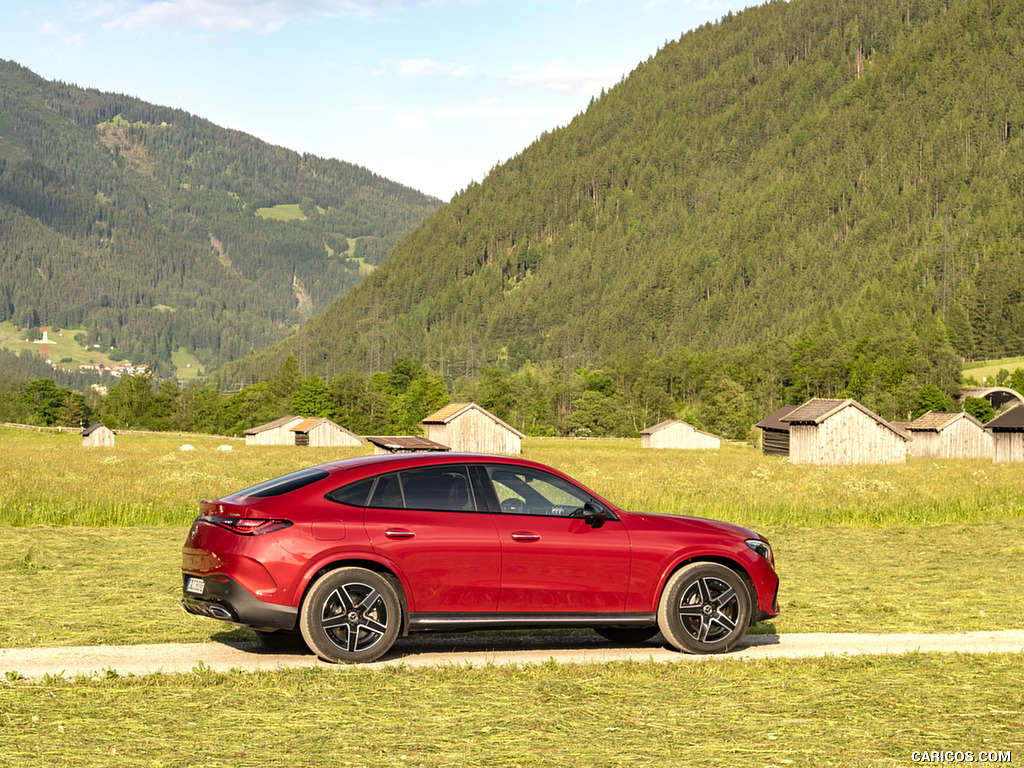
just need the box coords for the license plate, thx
[186,577,205,595]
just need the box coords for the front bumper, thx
[181,574,297,631]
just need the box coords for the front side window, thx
[486,466,592,517]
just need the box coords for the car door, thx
[484,465,632,613]
[361,465,502,613]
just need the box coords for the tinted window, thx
[232,468,329,499]
[400,466,474,511]
[487,466,590,517]
[325,477,375,507]
[362,466,476,511]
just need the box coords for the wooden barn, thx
[82,423,114,447]
[420,403,524,455]
[905,411,993,460]
[640,419,721,450]
[289,418,363,448]
[782,398,909,465]
[754,405,798,457]
[244,415,304,446]
[986,404,1024,463]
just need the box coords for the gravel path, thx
[3,629,1024,679]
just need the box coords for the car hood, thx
[621,509,761,541]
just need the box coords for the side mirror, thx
[582,502,607,529]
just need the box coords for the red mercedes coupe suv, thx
[182,453,779,663]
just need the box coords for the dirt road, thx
[3,629,1023,679]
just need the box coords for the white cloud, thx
[41,20,84,46]
[88,0,474,33]
[508,60,631,96]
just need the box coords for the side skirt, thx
[407,612,657,633]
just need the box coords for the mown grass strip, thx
[2,522,1023,648]
[1,654,1021,767]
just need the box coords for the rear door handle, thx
[510,532,540,542]
[385,529,415,539]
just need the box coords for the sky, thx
[0,0,753,201]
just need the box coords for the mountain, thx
[229,0,1024,394]
[0,60,440,375]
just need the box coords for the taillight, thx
[199,515,293,536]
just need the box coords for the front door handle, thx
[510,532,540,542]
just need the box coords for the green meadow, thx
[1,428,1021,766]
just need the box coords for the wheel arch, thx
[659,554,758,623]
[299,558,411,637]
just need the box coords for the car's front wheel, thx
[300,568,402,663]
[657,562,751,654]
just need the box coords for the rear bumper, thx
[181,574,297,631]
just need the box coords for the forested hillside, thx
[0,60,440,375]
[222,0,1024,433]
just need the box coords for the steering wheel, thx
[500,498,525,514]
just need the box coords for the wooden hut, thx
[640,419,721,450]
[905,411,993,460]
[420,403,524,455]
[82,423,115,447]
[986,404,1024,463]
[289,418,363,448]
[754,405,798,457]
[244,415,304,446]
[367,436,451,455]
[782,398,909,465]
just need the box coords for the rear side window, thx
[232,468,330,499]
[341,466,477,512]
[325,477,375,507]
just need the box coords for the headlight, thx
[745,538,773,564]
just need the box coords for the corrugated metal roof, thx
[366,436,450,452]
[754,405,799,431]
[987,403,1024,430]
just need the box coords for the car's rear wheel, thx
[657,562,750,654]
[300,568,402,663]
[594,626,659,644]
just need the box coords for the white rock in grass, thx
[217,445,233,452]
[179,444,196,452]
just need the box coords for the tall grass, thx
[1,429,1021,528]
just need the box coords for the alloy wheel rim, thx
[676,576,740,645]
[319,582,390,654]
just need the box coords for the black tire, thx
[300,568,402,663]
[657,562,751,654]
[253,629,309,653]
[594,626,660,644]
